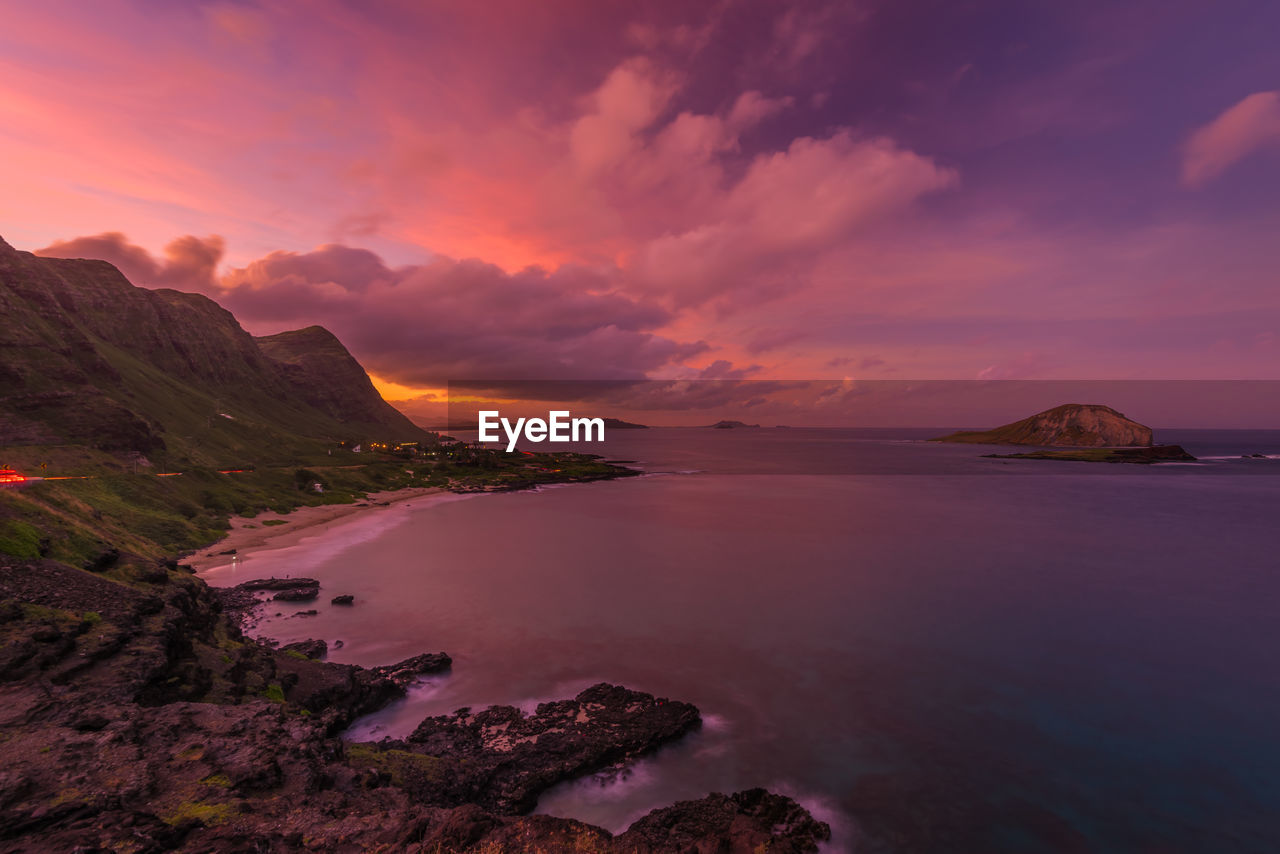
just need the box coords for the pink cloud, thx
[5,1,1278,389]
[727,91,795,130]
[634,132,958,305]
[36,232,224,292]
[32,231,725,385]
[770,4,857,70]
[214,244,709,385]
[570,58,681,176]
[1182,91,1280,187]
[976,352,1056,381]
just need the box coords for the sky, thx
[2,0,1279,424]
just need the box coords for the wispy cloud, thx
[1182,91,1280,187]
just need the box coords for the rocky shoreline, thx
[983,444,1197,464]
[0,554,832,852]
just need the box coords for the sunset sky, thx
[3,1,1279,419]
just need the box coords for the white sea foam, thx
[700,711,731,732]
[344,678,450,741]
[1199,454,1280,461]
[762,781,859,854]
[512,678,604,715]
[536,753,672,834]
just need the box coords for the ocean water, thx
[201,429,1280,852]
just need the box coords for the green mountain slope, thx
[0,235,426,470]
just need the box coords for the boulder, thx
[273,587,319,602]
[280,638,327,659]
[239,577,319,591]
[618,788,831,853]
[372,652,452,686]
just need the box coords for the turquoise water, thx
[202,429,1280,852]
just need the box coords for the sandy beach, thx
[185,486,445,572]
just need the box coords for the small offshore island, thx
[934,403,1196,464]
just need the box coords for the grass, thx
[20,602,78,623]
[0,519,43,559]
[0,449,631,566]
[0,461,403,564]
[162,800,236,827]
[345,744,448,787]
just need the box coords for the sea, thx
[199,428,1280,853]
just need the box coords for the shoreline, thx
[185,486,445,573]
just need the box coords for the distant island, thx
[602,417,649,429]
[934,403,1153,447]
[709,420,761,429]
[934,403,1195,463]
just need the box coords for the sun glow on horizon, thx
[369,374,443,402]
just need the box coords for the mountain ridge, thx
[0,235,426,467]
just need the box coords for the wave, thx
[343,677,451,741]
[761,781,859,854]
[1198,454,1280,461]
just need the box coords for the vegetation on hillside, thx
[0,447,634,567]
[0,237,634,568]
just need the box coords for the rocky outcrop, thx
[357,683,702,814]
[215,578,321,625]
[0,553,831,852]
[618,788,832,853]
[273,587,319,602]
[935,403,1154,447]
[985,444,1197,464]
[281,638,327,659]
[236,577,321,591]
[371,652,452,686]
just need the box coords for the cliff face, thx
[0,236,424,459]
[936,404,1154,447]
[255,326,416,435]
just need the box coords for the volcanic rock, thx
[375,682,700,813]
[280,638,327,659]
[935,403,1154,447]
[371,652,452,686]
